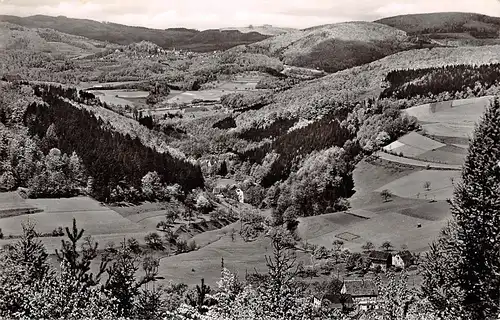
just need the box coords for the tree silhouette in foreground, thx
[422,98,500,319]
[55,218,107,287]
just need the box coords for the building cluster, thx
[314,250,416,313]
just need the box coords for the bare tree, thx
[264,228,299,293]
[423,181,431,191]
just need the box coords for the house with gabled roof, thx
[368,251,392,272]
[340,279,379,311]
[312,293,354,311]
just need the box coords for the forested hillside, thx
[377,12,500,38]
[381,63,500,100]
[0,15,270,52]
[241,21,415,72]
[1,82,203,201]
[220,98,417,218]
[235,44,500,126]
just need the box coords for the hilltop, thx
[377,12,500,43]
[240,21,416,72]
[0,15,270,52]
[0,22,108,55]
[220,25,296,36]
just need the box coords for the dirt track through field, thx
[377,151,462,170]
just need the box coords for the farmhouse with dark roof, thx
[368,251,392,272]
[341,279,379,311]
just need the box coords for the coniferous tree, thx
[422,98,500,319]
[186,278,214,314]
[103,241,158,317]
[55,218,107,287]
[7,221,50,283]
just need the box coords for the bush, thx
[188,240,198,251]
[176,239,188,253]
[313,246,330,260]
[165,210,180,224]
[51,226,64,237]
[156,221,170,231]
[127,238,142,255]
[380,189,392,202]
[164,229,177,244]
[195,193,213,214]
[144,232,164,251]
[209,207,236,221]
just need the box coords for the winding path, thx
[377,151,462,170]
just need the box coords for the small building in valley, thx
[313,293,354,311]
[392,251,414,269]
[341,279,378,311]
[368,251,392,272]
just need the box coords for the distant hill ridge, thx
[239,21,415,73]
[220,25,296,36]
[376,12,500,38]
[0,14,270,52]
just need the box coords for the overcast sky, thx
[1,0,500,30]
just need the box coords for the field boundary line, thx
[343,211,371,220]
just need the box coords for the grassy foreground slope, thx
[242,21,413,72]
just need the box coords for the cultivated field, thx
[0,192,41,218]
[404,96,493,138]
[167,74,264,104]
[166,89,230,104]
[377,152,462,169]
[375,170,461,201]
[156,233,277,286]
[383,132,445,157]
[89,90,148,108]
[299,210,447,253]
[379,97,490,168]
[351,159,420,197]
[0,197,146,237]
[0,231,151,256]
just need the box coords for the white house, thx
[392,251,414,269]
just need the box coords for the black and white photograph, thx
[0,1,499,319]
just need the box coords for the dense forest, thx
[243,114,355,188]
[238,117,298,142]
[233,99,417,217]
[377,12,500,38]
[380,63,500,100]
[22,84,204,201]
[288,39,407,73]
